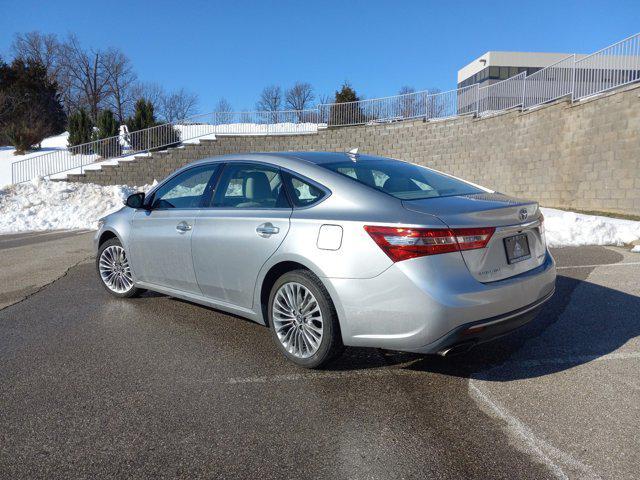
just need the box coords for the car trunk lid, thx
[402,193,547,282]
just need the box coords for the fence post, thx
[424,93,429,121]
[521,73,527,110]
[475,84,480,116]
[571,53,577,102]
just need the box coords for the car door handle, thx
[256,223,280,237]
[176,221,192,233]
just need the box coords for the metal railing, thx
[478,72,526,114]
[11,110,320,183]
[10,32,640,184]
[573,32,640,100]
[317,86,478,127]
[523,54,575,108]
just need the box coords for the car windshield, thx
[320,158,484,200]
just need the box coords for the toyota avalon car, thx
[95,152,556,368]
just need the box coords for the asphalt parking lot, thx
[0,232,638,479]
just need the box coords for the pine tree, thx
[329,83,365,126]
[126,98,156,132]
[0,58,66,154]
[334,83,360,103]
[125,97,180,152]
[94,109,121,157]
[96,109,119,138]
[67,108,93,153]
[126,98,160,151]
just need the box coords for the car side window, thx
[285,173,327,208]
[212,163,290,209]
[151,164,219,209]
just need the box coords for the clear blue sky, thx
[1,0,638,111]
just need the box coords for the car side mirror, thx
[125,192,147,209]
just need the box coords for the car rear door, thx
[129,163,221,294]
[191,162,292,309]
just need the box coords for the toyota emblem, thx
[519,209,528,221]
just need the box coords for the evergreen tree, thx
[329,83,365,126]
[96,109,119,138]
[67,109,93,153]
[126,98,156,132]
[94,109,121,157]
[127,99,156,150]
[0,58,66,154]
[334,83,360,103]
[126,98,180,151]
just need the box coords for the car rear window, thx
[320,159,484,200]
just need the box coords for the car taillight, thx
[538,214,546,245]
[364,226,495,262]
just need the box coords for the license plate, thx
[504,234,531,264]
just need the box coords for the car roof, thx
[189,151,393,167]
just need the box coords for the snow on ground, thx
[0,133,69,186]
[1,179,639,250]
[541,207,640,248]
[0,178,151,233]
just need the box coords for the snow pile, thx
[0,178,150,233]
[541,207,640,247]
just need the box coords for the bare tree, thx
[425,88,445,119]
[159,88,199,122]
[397,85,418,119]
[102,48,138,123]
[11,31,62,82]
[10,31,76,115]
[132,82,165,113]
[58,35,110,122]
[285,82,315,118]
[256,85,282,122]
[318,92,333,105]
[214,98,233,124]
[214,97,232,112]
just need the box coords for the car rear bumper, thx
[324,249,556,352]
[410,287,554,355]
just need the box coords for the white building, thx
[457,51,581,88]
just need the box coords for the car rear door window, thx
[213,163,290,208]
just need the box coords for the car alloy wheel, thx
[272,281,324,358]
[99,245,134,294]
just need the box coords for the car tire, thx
[268,269,344,369]
[96,238,144,298]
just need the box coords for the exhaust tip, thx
[437,341,476,357]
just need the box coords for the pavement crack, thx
[0,254,93,312]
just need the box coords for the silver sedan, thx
[95,152,556,368]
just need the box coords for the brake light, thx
[364,226,495,262]
[538,214,546,245]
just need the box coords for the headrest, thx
[244,172,271,200]
[382,177,420,193]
